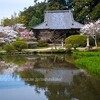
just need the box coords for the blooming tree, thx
[81,19,100,47]
[0,26,18,43]
[20,29,33,40]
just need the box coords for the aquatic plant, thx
[74,51,100,75]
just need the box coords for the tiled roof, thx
[32,10,83,30]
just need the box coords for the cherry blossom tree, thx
[81,19,100,47]
[0,26,18,43]
[20,29,33,40]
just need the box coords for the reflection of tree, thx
[34,55,76,68]
[68,73,100,100]
[17,69,45,90]
[44,73,100,100]
[2,55,27,66]
[45,84,71,100]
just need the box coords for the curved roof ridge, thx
[45,10,71,13]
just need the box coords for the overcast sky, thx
[0,0,43,22]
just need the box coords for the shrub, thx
[37,40,48,47]
[52,49,66,53]
[65,44,72,49]
[0,43,6,47]
[73,44,79,50]
[65,44,72,53]
[28,44,37,49]
[65,35,86,47]
[65,35,95,48]
[3,44,15,53]
[12,40,28,52]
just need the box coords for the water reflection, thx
[0,54,100,100]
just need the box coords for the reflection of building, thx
[34,68,81,84]
[31,10,83,41]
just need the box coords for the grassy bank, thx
[0,48,67,55]
[73,51,100,75]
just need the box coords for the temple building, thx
[31,10,83,42]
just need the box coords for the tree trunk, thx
[61,39,64,48]
[94,35,97,47]
[86,35,90,47]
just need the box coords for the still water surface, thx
[0,54,100,100]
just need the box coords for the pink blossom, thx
[20,29,33,39]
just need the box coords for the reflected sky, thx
[0,73,47,100]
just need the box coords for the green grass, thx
[73,51,100,56]
[73,51,100,75]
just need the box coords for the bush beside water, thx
[12,40,28,52]
[3,40,28,53]
[3,44,15,53]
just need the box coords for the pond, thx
[0,54,100,100]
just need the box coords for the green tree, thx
[46,0,67,10]
[18,2,47,28]
[2,18,13,26]
[29,16,41,28]
[72,0,100,24]
[90,3,100,20]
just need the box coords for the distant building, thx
[31,10,83,41]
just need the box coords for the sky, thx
[0,0,43,22]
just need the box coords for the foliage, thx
[1,55,27,66]
[65,35,87,47]
[0,42,6,48]
[28,16,41,28]
[51,49,66,53]
[65,43,72,53]
[28,44,37,49]
[65,34,95,48]
[73,44,79,50]
[46,0,67,10]
[3,44,15,53]
[65,43,72,49]
[73,51,100,57]
[37,40,48,47]
[72,0,100,24]
[1,13,25,26]
[12,40,28,51]
[90,3,100,20]
[74,51,100,74]
[18,2,47,28]
[1,18,14,26]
